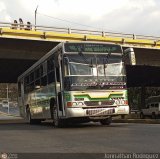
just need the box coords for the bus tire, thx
[26,107,41,125]
[54,118,64,128]
[151,112,156,119]
[53,109,66,128]
[50,98,55,119]
[100,117,112,125]
[140,112,144,119]
[121,115,125,119]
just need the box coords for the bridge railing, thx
[0,21,160,41]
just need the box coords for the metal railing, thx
[0,21,160,41]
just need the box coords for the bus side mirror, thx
[123,48,136,65]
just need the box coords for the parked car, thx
[140,96,160,119]
[130,108,140,114]
[2,100,9,108]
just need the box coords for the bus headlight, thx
[78,102,84,106]
[114,99,126,106]
[72,102,77,106]
[67,102,84,107]
[121,100,125,105]
[115,100,120,105]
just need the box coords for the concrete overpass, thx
[1,22,160,86]
[0,37,58,82]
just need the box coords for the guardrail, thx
[0,21,160,41]
[1,22,160,49]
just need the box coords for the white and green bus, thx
[18,42,135,127]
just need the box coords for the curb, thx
[113,119,160,124]
[0,118,24,124]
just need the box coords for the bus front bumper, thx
[66,106,129,118]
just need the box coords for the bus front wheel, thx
[100,117,112,125]
[151,112,156,119]
[140,112,145,119]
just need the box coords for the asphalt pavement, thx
[0,110,160,159]
[0,121,160,153]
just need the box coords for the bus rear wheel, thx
[140,112,145,119]
[151,112,156,119]
[100,117,112,125]
[26,108,41,125]
[53,109,66,128]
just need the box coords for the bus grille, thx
[84,100,114,106]
[86,108,115,116]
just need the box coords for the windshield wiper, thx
[103,59,106,77]
[89,55,99,81]
[78,46,89,64]
[103,50,112,76]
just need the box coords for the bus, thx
[140,96,160,119]
[18,42,136,127]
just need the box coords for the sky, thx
[0,0,160,36]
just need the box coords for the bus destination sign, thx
[64,43,122,53]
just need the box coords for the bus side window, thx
[43,61,47,76]
[47,57,55,84]
[155,103,158,108]
[40,65,43,76]
[48,71,55,84]
[35,79,40,89]
[18,82,21,97]
[41,76,47,87]
[30,72,34,82]
[56,68,60,82]
[47,57,54,72]
[35,67,40,79]
[24,75,30,93]
[34,67,41,89]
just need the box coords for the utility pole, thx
[35,5,38,30]
[6,84,9,114]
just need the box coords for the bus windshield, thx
[64,53,126,91]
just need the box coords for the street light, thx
[35,5,38,30]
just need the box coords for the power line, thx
[37,12,115,32]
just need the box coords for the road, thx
[0,121,159,155]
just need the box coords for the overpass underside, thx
[125,48,160,87]
[126,65,160,87]
[0,38,160,87]
[0,38,57,83]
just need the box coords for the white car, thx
[140,102,160,119]
[2,100,9,108]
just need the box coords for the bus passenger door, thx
[18,80,25,117]
[55,55,65,117]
